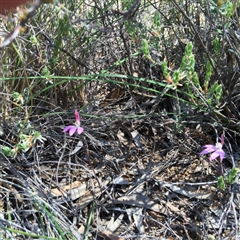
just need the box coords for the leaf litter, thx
[2,104,238,239]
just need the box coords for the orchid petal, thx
[75,109,80,124]
[63,126,74,132]
[221,133,225,146]
[209,152,220,161]
[215,149,225,160]
[77,127,84,135]
[69,127,77,136]
[200,146,216,155]
[202,144,217,149]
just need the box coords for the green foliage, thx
[161,61,170,79]
[157,39,225,128]
[153,10,161,28]
[226,167,239,184]
[141,39,150,58]
[84,201,95,240]
[202,57,223,107]
[211,0,233,17]
[213,37,221,56]
[217,168,239,190]
[1,146,13,157]
[225,0,234,18]
[12,91,24,105]
[42,66,54,84]
[217,176,226,190]
[208,234,215,240]
[0,92,46,158]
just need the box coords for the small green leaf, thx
[217,176,226,190]
[208,235,215,240]
[33,131,46,144]
[141,39,150,56]
[17,142,31,152]
[225,0,233,18]
[173,70,180,83]
[192,72,201,89]
[208,82,219,95]
[12,91,24,105]
[226,168,239,184]
[215,84,222,102]
[153,11,161,27]
[180,56,186,71]
[204,60,213,89]
[126,22,135,34]
[213,37,221,56]
[188,56,195,72]
[1,146,13,157]
[185,42,193,55]
[161,61,169,78]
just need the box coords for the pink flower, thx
[63,110,84,136]
[200,133,225,161]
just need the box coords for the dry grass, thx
[0,0,240,239]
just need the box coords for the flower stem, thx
[219,158,224,176]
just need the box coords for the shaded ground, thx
[1,94,240,239]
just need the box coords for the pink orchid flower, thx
[200,133,225,161]
[63,110,84,136]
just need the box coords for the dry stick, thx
[231,178,240,240]
[218,173,240,239]
[219,159,224,177]
[118,0,141,76]
[169,0,226,94]
[170,0,240,135]
[37,29,90,71]
[118,0,141,26]
[81,135,103,196]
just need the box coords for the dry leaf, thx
[100,230,125,240]
[106,213,124,232]
[109,193,189,220]
[51,181,85,197]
